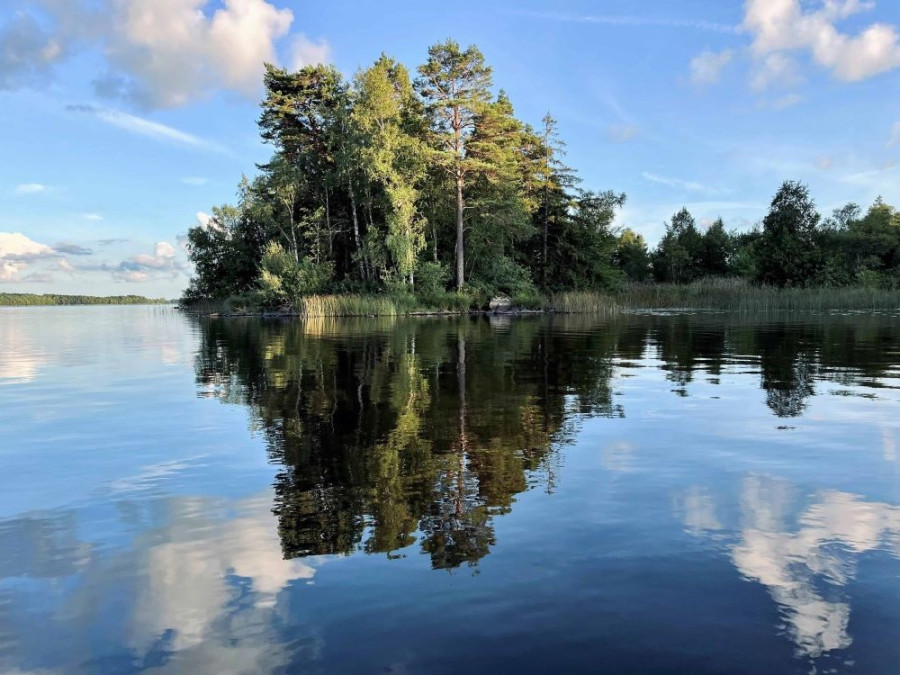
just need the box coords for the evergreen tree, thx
[756,181,822,287]
[416,40,494,289]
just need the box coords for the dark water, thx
[1,307,899,674]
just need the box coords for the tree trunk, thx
[432,222,439,263]
[348,180,365,280]
[290,209,299,264]
[543,210,548,289]
[325,188,333,259]
[455,172,465,289]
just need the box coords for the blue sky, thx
[1,0,899,297]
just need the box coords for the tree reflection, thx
[194,312,900,568]
[195,316,622,568]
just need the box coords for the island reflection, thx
[194,312,900,569]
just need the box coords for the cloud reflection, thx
[681,475,900,659]
[0,490,326,674]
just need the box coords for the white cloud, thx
[607,124,639,143]
[96,0,294,107]
[888,121,900,147]
[289,34,331,70]
[817,156,834,170]
[66,104,229,153]
[196,211,223,231]
[58,258,76,276]
[0,232,54,260]
[743,0,900,85]
[113,240,185,282]
[155,241,176,258]
[0,232,57,283]
[14,183,47,195]
[6,0,320,109]
[182,177,209,186]
[642,172,728,195]
[751,52,803,91]
[0,261,21,282]
[690,50,734,85]
[130,241,178,270]
[81,212,103,221]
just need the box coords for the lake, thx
[1,306,899,674]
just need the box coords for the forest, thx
[0,293,169,306]
[182,39,900,312]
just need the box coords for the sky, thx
[1,0,899,298]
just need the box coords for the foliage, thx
[182,40,626,309]
[258,243,334,308]
[616,229,651,282]
[180,40,900,310]
[0,294,168,306]
[755,181,823,287]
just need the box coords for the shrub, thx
[258,243,333,308]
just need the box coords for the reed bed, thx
[184,279,900,318]
[553,279,900,314]
[297,294,401,317]
[549,291,621,315]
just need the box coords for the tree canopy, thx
[182,43,900,308]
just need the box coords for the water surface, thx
[1,306,899,673]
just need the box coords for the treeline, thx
[184,40,626,308]
[0,294,169,306]
[182,40,900,309]
[635,184,900,289]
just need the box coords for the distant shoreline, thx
[0,293,171,307]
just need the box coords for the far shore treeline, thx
[0,294,169,307]
[182,39,900,312]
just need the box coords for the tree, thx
[653,208,702,283]
[756,181,821,287]
[417,40,494,289]
[183,41,630,306]
[533,114,579,287]
[462,90,535,294]
[548,190,626,290]
[354,55,427,286]
[700,218,732,277]
[259,64,349,273]
[616,229,651,281]
[184,181,267,300]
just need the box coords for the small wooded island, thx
[181,40,900,316]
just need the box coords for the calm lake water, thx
[1,306,899,674]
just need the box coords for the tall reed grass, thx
[297,294,411,317]
[549,291,620,314]
[553,278,900,314]
[184,278,900,318]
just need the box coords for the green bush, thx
[512,290,547,310]
[414,260,451,296]
[470,256,537,298]
[258,243,334,308]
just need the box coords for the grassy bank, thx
[183,279,900,318]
